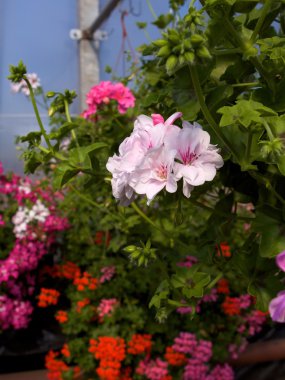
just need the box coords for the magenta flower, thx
[269,290,285,322]
[276,251,285,272]
[83,81,135,118]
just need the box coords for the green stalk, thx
[223,17,274,92]
[64,99,79,148]
[146,0,157,19]
[250,0,274,42]
[263,119,275,141]
[189,65,239,160]
[246,132,253,163]
[23,77,53,152]
[250,171,285,206]
[232,82,259,88]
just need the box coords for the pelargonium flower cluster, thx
[0,163,68,330]
[11,72,41,96]
[83,81,135,118]
[107,113,223,205]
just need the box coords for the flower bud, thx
[190,34,205,46]
[196,46,211,59]
[46,91,56,98]
[153,39,168,47]
[184,51,195,64]
[166,55,178,73]
[157,45,171,57]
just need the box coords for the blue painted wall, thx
[0,0,79,172]
[0,0,190,173]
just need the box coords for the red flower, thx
[55,311,68,324]
[127,334,152,355]
[38,288,60,307]
[222,296,241,316]
[164,347,187,366]
[216,242,231,257]
[217,279,230,295]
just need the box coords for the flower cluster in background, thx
[0,163,68,330]
[107,113,223,205]
[83,81,135,119]
[40,250,269,380]
[10,72,41,96]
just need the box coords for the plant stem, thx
[146,0,157,19]
[251,0,273,42]
[131,202,159,230]
[232,82,259,88]
[249,171,285,206]
[263,119,275,141]
[131,202,189,249]
[23,77,53,152]
[223,17,274,92]
[207,272,223,289]
[246,132,253,163]
[64,99,79,147]
[69,184,109,211]
[188,65,239,160]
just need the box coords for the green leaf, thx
[53,163,79,189]
[248,283,271,312]
[68,143,107,166]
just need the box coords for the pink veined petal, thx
[165,112,183,126]
[276,251,285,272]
[269,292,285,322]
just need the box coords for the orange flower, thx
[164,347,187,366]
[58,261,81,280]
[55,311,68,324]
[89,337,126,380]
[61,344,71,358]
[222,296,241,316]
[217,278,230,295]
[45,350,79,380]
[95,231,111,246]
[38,288,60,307]
[76,298,91,313]
[216,242,231,257]
[73,271,98,291]
[127,334,152,355]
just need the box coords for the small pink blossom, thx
[83,81,135,118]
[11,73,41,96]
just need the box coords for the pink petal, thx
[276,251,285,272]
[165,112,183,126]
[151,114,164,125]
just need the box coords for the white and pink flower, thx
[107,112,223,205]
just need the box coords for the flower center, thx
[180,148,197,165]
[156,164,167,180]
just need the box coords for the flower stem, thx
[188,65,239,160]
[246,132,253,163]
[23,77,53,152]
[263,119,275,141]
[146,0,157,19]
[250,0,273,42]
[64,99,79,147]
[249,171,285,206]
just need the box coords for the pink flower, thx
[83,81,135,117]
[129,145,178,204]
[107,113,223,205]
[269,291,285,322]
[11,73,41,96]
[170,122,223,197]
[276,251,285,272]
[97,298,118,320]
[0,214,4,226]
[99,266,116,283]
